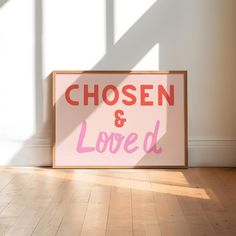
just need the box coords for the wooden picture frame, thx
[52,71,188,168]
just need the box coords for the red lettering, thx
[65,83,175,107]
[65,84,79,105]
[158,85,174,105]
[140,85,153,106]
[84,84,99,105]
[102,85,119,105]
[122,85,136,105]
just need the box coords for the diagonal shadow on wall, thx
[0,0,9,8]
[9,0,182,165]
[55,0,180,146]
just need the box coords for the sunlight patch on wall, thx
[114,0,157,43]
[133,43,159,70]
[43,0,106,76]
[0,0,35,140]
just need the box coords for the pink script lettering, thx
[76,120,162,154]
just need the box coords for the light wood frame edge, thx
[52,70,188,169]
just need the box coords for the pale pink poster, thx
[53,71,187,168]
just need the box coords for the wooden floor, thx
[0,168,236,236]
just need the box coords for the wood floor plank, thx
[0,172,17,193]
[153,192,191,236]
[0,168,235,235]
[80,185,111,236]
[106,186,133,236]
[5,174,66,236]
[200,169,236,235]
[31,175,76,236]
[0,172,35,234]
[177,195,216,236]
[56,182,92,236]
[132,189,161,236]
[212,168,236,212]
[182,168,236,235]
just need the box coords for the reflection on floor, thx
[0,167,236,235]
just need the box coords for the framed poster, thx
[52,71,187,168]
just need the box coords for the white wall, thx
[0,0,235,166]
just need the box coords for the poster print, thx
[52,71,187,168]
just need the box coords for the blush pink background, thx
[54,73,185,167]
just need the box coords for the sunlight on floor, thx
[0,167,210,200]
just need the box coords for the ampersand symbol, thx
[114,110,126,128]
